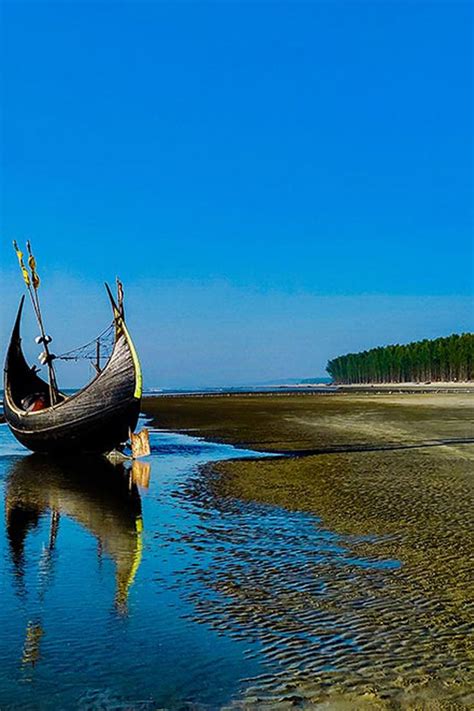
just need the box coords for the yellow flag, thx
[28,253,40,289]
[13,243,31,287]
[22,266,31,286]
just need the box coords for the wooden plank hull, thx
[3,296,142,454]
[5,398,141,454]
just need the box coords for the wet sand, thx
[144,393,474,708]
[143,391,474,453]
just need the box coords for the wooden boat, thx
[3,286,142,454]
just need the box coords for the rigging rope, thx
[55,323,115,362]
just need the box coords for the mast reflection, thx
[5,454,145,666]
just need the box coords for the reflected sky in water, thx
[0,423,272,709]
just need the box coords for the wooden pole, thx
[31,289,59,405]
[94,338,101,374]
[18,241,59,406]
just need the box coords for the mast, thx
[13,241,59,405]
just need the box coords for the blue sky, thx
[1,1,472,387]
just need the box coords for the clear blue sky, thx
[1,1,472,387]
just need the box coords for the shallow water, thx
[0,421,403,709]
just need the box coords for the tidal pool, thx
[0,420,429,710]
[0,423,268,709]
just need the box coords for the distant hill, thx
[327,333,474,384]
[299,377,332,385]
[256,377,330,386]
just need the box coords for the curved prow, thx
[105,282,120,318]
[105,281,125,322]
[105,282,142,400]
[9,295,25,352]
[4,296,50,408]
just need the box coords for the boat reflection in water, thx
[5,455,146,665]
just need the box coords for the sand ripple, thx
[170,454,474,710]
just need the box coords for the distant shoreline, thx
[282,381,474,393]
[142,381,474,398]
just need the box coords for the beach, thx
[143,391,474,708]
[142,391,474,452]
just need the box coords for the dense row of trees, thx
[327,333,474,384]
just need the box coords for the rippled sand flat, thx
[144,393,474,709]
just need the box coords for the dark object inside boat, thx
[20,390,66,413]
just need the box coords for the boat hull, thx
[3,296,142,454]
[5,398,140,454]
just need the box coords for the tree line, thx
[326,333,474,384]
